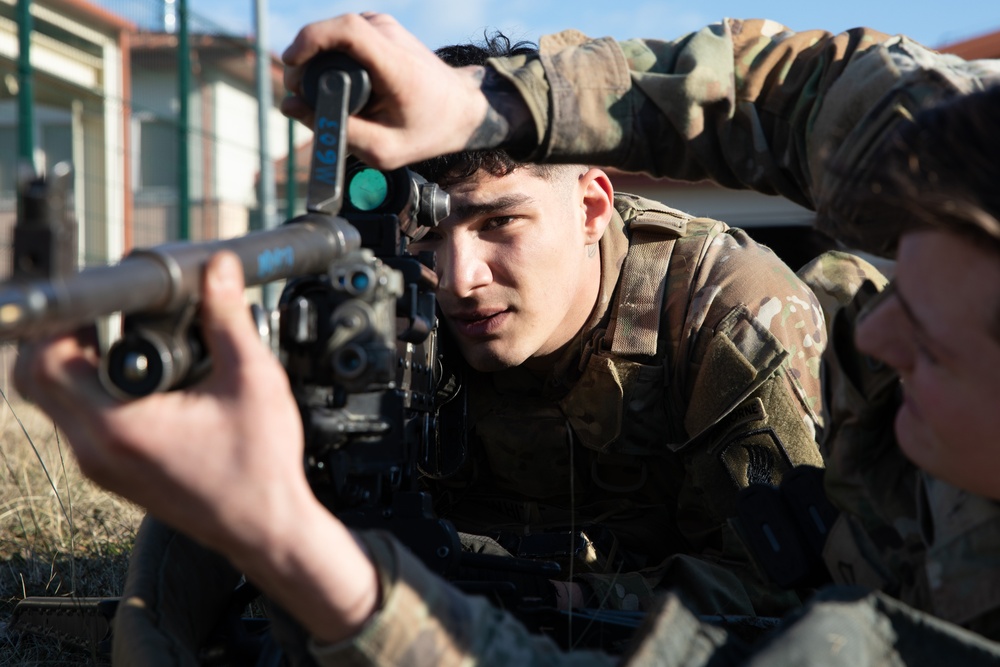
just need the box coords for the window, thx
[0,126,17,196]
[41,123,73,174]
[138,117,177,189]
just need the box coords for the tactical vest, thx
[430,193,819,575]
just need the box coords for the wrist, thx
[462,65,535,153]
[230,489,380,644]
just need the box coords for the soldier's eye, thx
[483,216,515,231]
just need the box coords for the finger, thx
[282,14,371,67]
[360,12,426,53]
[14,338,50,403]
[344,117,408,170]
[198,252,260,374]
[280,95,315,128]
[13,333,127,480]
[281,16,376,102]
[283,13,410,77]
[283,62,306,101]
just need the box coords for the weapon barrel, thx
[0,214,361,341]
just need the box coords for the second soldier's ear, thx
[580,168,614,244]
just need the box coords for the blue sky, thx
[174,0,999,56]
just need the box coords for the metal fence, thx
[0,0,302,277]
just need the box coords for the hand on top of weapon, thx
[13,252,380,645]
[281,12,532,169]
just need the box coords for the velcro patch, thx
[719,428,793,489]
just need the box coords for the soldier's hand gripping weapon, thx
[4,53,467,659]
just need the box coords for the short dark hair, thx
[820,85,1000,257]
[410,32,558,187]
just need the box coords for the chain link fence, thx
[0,0,301,276]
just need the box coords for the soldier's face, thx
[855,230,1000,499]
[409,166,611,372]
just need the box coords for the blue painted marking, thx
[314,165,338,186]
[257,246,296,278]
[315,149,338,165]
[316,116,339,130]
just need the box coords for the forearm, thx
[486,20,963,208]
[231,498,607,663]
[463,65,537,154]
[310,531,617,667]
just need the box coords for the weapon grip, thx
[302,53,371,113]
[302,54,372,217]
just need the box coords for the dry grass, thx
[0,358,144,665]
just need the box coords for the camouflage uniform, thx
[426,192,825,617]
[115,190,826,664]
[311,531,1000,667]
[801,251,1000,639]
[486,16,1000,639]
[313,18,1000,667]
[113,516,242,665]
[489,19,1000,251]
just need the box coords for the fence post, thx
[255,0,277,308]
[16,0,34,169]
[176,0,190,240]
[287,114,297,217]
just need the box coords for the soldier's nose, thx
[856,289,911,372]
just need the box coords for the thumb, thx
[199,251,259,369]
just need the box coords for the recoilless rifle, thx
[4,53,460,662]
[4,53,633,663]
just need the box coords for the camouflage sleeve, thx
[308,532,1000,667]
[489,19,1000,239]
[796,252,926,594]
[735,587,1000,667]
[308,530,616,667]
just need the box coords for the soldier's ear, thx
[580,168,614,244]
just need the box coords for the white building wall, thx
[0,0,125,266]
[212,80,261,207]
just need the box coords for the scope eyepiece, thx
[341,159,450,243]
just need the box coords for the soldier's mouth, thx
[447,309,509,338]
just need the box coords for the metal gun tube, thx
[0,213,361,341]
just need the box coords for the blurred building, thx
[0,0,308,393]
[939,28,1000,59]
[0,0,306,275]
[127,30,301,247]
[0,0,132,272]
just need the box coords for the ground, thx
[0,387,142,666]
